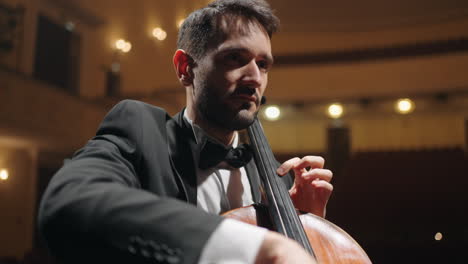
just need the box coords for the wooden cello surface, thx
[223,116,372,263]
[224,206,371,263]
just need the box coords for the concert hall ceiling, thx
[42,0,468,105]
[273,0,468,33]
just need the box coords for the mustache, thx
[232,86,260,104]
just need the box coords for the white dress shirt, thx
[183,112,267,263]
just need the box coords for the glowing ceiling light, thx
[152,27,167,41]
[264,105,281,120]
[121,42,132,53]
[115,39,126,50]
[0,169,8,181]
[395,98,415,114]
[115,39,132,53]
[327,103,344,119]
[434,232,443,241]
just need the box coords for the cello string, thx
[248,118,315,255]
[248,120,288,236]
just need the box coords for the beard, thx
[195,80,259,131]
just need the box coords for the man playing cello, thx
[39,0,333,263]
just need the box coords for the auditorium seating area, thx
[327,148,467,263]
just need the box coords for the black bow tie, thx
[198,140,253,170]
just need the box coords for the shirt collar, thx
[183,109,239,148]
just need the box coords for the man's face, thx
[190,21,273,131]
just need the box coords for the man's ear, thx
[173,49,194,86]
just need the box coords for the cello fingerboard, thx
[247,117,316,258]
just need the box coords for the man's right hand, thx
[255,231,317,264]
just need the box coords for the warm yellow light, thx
[434,232,443,241]
[121,42,132,53]
[152,27,167,41]
[264,105,281,120]
[0,169,8,181]
[115,39,126,50]
[327,103,344,119]
[115,39,131,53]
[177,19,185,28]
[395,98,415,114]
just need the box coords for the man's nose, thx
[241,60,262,86]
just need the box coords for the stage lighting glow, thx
[264,105,281,120]
[115,39,126,50]
[121,42,132,53]
[395,98,415,114]
[0,169,8,181]
[327,103,344,119]
[152,27,167,41]
[115,39,132,53]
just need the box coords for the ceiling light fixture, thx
[152,27,167,41]
[0,169,8,181]
[395,98,415,114]
[264,105,281,121]
[327,103,344,119]
[115,39,132,53]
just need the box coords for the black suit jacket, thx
[38,99,292,264]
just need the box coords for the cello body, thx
[224,205,371,263]
[230,117,372,263]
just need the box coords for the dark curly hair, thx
[177,0,279,61]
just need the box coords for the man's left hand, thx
[277,156,333,218]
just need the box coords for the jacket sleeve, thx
[38,100,223,264]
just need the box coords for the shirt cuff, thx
[198,219,267,264]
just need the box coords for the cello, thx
[223,115,372,263]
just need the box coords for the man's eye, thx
[257,60,270,71]
[226,53,241,63]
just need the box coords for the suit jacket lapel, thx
[166,110,271,206]
[166,111,198,205]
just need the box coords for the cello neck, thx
[247,117,315,257]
